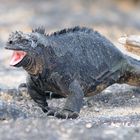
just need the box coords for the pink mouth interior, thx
[10,51,27,66]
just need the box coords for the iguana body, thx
[5,26,140,119]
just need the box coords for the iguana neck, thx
[22,55,43,76]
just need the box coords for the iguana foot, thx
[42,106,58,113]
[47,109,79,119]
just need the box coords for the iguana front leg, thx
[47,80,84,119]
[27,84,49,112]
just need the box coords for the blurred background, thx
[0,0,140,88]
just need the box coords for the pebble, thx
[85,123,93,128]
[94,107,100,112]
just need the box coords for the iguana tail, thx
[122,55,140,86]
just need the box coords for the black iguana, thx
[5,26,140,119]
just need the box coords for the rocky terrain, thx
[0,0,140,139]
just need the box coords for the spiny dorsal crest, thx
[49,26,93,37]
[31,26,93,37]
[8,31,23,42]
[32,27,46,35]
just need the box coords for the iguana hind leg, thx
[121,56,140,86]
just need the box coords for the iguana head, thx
[5,28,46,75]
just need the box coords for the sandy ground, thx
[1,0,140,139]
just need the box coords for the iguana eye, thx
[21,39,28,44]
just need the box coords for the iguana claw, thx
[47,109,79,119]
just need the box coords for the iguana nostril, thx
[9,41,13,44]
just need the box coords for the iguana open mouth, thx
[10,51,27,66]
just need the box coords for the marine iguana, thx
[5,26,140,119]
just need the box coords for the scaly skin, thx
[5,26,140,119]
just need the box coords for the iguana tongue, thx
[10,51,27,66]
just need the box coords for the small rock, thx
[132,95,135,98]
[85,123,93,128]
[94,107,100,112]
